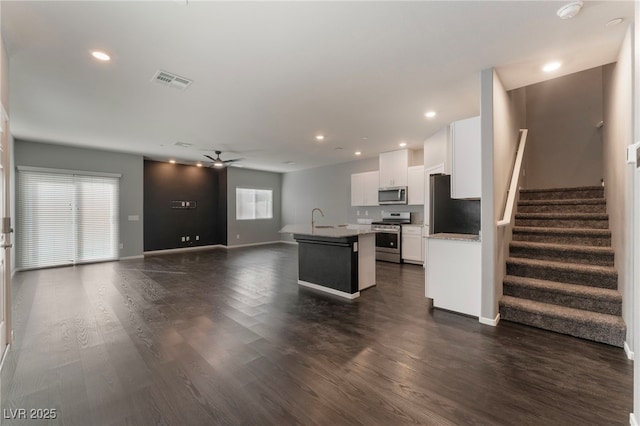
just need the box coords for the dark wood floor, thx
[1,243,632,425]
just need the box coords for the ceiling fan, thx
[204,151,243,168]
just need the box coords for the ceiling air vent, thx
[152,70,193,91]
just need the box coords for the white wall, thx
[14,140,144,258]
[480,68,524,322]
[603,27,635,354]
[227,167,282,246]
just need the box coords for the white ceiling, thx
[1,1,634,173]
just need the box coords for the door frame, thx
[0,103,11,370]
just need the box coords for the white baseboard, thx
[630,413,638,426]
[279,240,298,245]
[479,313,500,327]
[298,280,360,300]
[625,341,634,360]
[144,245,224,256]
[225,240,286,249]
[119,255,144,260]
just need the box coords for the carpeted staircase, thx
[499,186,626,347]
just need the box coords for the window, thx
[17,167,120,270]
[236,188,273,220]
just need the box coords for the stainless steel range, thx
[372,212,411,263]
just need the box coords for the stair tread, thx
[513,226,611,236]
[509,240,614,255]
[507,257,617,276]
[515,212,608,219]
[518,198,605,206]
[500,296,625,328]
[520,186,603,193]
[503,275,622,300]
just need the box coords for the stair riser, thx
[503,283,622,315]
[515,218,609,229]
[506,262,617,289]
[509,246,614,267]
[499,303,625,347]
[517,204,606,214]
[512,232,611,247]
[520,189,604,201]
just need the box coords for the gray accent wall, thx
[603,27,634,351]
[523,67,604,189]
[14,140,144,258]
[227,167,282,246]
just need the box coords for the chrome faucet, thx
[311,208,324,229]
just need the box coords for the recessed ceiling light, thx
[556,1,583,20]
[425,111,437,118]
[399,142,407,148]
[335,147,343,151]
[91,50,111,62]
[169,159,176,164]
[196,163,203,167]
[606,18,623,27]
[543,61,562,72]
[355,151,362,156]
[315,135,325,141]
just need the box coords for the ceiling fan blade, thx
[223,157,243,163]
[204,154,216,161]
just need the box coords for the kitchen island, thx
[280,224,376,299]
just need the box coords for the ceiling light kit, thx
[399,142,407,148]
[315,135,325,141]
[91,50,111,62]
[169,159,176,164]
[556,1,583,20]
[355,151,362,156]
[425,111,436,118]
[543,61,562,73]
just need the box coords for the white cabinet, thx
[351,171,379,206]
[402,225,423,264]
[451,116,481,199]
[407,165,424,205]
[426,237,481,316]
[379,149,409,187]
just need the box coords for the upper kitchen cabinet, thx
[351,171,379,206]
[379,149,410,188]
[450,116,481,199]
[407,165,424,205]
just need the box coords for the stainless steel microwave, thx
[378,187,407,205]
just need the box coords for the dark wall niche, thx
[144,160,227,251]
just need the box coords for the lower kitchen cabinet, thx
[425,235,480,316]
[401,225,423,264]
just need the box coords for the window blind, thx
[17,169,120,270]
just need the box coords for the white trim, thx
[497,129,528,227]
[119,255,145,260]
[630,413,638,426]
[16,165,122,178]
[279,240,298,245]
[144,245,224,256]
[225,240,285,249]
[0,342,10,372]
[625,341,635,360]
[298,280,360,300]
[479,313,500,326]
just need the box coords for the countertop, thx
[280,224,376,238]
[427,233,481,242]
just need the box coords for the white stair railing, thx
[497,129,528,227]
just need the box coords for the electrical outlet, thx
[119,243,123,249]
[236,234,240,239]
[181,236,185,242]
[186,236,190,241]
[357,210,360,216]
[365,211,368,216]
[195,235,199,241]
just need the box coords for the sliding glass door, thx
[17,168,120,270]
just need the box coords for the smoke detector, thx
[557,1,583,20]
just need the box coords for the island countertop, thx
[279,224,376,238]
